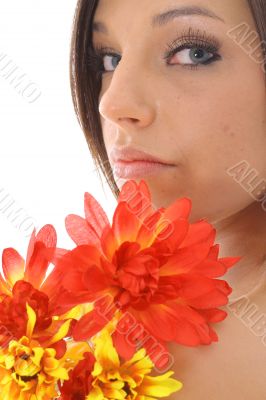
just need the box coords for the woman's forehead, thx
[93,0,255,39]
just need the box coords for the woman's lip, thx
[113,160,175,179]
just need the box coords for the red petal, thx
[100,257,117,277]
[207,244,219,260]
[58,245,101,269]
[155,218,189,250]
[118,180,151,203]
[174,318,211,346]
[24,225,57,288]
[219,256,242,270]
[43,245,102,296]
[137,306,178,342]
[213,279,232,296]
[187,288,229,309]
[0,273,10,295]
[65,214,100,245]
[35,224,57,247]
[168,302,214,346]
[136,209,165,247]
[25,227,36,266]
[191,259,227,278]
[112,329,137,360]
[40,248,71,296]
[160,239,214,276]
[39,247,68,265]
[50,289,93,315]
[143,338,169,370]
[25,224,56,266]
[59,269,88,292]
[84,192,110,236]
[73,308,112,341]
[83,265,109,293]
[112,202,140,244]
[179,219,215,248]
[101,226,118,261]
[51,339,67,359]
[163,197,192,221]
[118,180,153,220]
[208,325,219,342]
[2,248,25,287]
[24,242,51,288]
[138,303,214,346]
[197,308,228,323]
[172,274,217,298]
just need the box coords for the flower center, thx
[15,372,39,382]
[123,381,134,398]
[114,242,160,303]
[13,352,41,381]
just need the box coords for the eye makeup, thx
[163,26,222,70]
[88,25,222,75]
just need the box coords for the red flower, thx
[0,224,58,295]
[0,280,52,341]
[59,352,95,400]
[52,180,242,361]
[0,225,74,349]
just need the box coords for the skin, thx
[92,1,266,397]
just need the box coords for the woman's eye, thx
[169,47,216,66]
[90,40,221,75]
[100,48,216,71]
[102,54,121,72]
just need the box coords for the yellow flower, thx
[0,335,68,400]
[87,328,183,400]
[0,303,90,400]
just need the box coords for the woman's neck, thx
[212,201,266,301]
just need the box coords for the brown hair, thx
[70,0,266,199]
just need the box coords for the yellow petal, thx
[86,385,104,400]
[43,356,60,371]
[15,357,40,377]
[61,303,94,320]
[4,355,14,370]
[45,319,72,346]
[138,372,183,397]
[47,365,69,380]
[26,303,36,339]
[93,329,120,370]
[105,379,124,390]
[123,349,153,375]
[64,341,92,363]
[102,386,125,399]
[92,361,104,378]
[31,346,44,368]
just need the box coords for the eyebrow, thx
[92,5,225,34]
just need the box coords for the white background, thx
[0,1,116,255]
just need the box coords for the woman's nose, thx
[98,59,155,129]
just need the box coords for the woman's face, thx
[93,0,266,223]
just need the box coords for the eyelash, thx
[164,27,222,70]
[88,27,222,75]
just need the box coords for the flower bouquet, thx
[0,180,241,399]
